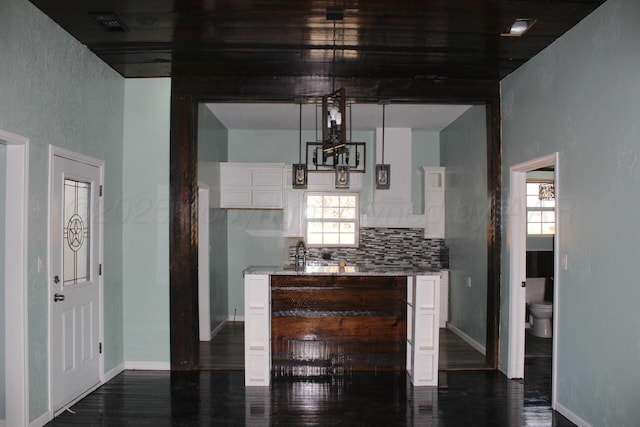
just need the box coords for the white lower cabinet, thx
[407,274,440,386]
[244,274,271,386]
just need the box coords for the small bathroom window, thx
[526,182,555,235]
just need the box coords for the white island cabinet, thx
[244,274,271,386]
[406,274,441,386]
[243,269,440,387]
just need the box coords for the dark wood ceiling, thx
[29,0,605,101]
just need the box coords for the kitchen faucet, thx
[294,240,307,271]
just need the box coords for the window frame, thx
[526,180,555,236]
[303,191,360,248]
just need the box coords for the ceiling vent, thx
[90,12,128,32]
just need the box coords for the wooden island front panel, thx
[270,275,407,377]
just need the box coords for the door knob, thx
[54,275,60,284]
[53,293,65,302]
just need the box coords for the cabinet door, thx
[221,189,252,208]
[425,190,445,238]
[252,189,282,208]
[283,189,303,237]
[409,275,440,386]
[244,274,270,386]
[252,168,282,187]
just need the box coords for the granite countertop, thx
[243,265,442,277]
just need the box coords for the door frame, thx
[506,152,559,407]
[47,145,105,416]
[198,184,211,341]
[1,129,29,427]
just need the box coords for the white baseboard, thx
[124,361,171,370]
[447,324,486,356]
[555,402,593,427]
[104,362,125,382]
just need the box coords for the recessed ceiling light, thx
[501,18,536,37]
[89,12,128,32]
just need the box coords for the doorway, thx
[1,129,28,426]
[49,146,104,415]
[507,152,559,408]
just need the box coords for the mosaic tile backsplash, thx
[289,228,449,269]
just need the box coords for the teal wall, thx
[198,105,229,330]
[412,131,441,214]
[441,106,488,348]
[500,0,639,424]
[122,79,171,364]
[0,0,125,420]
[0,144,6,420]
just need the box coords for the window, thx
[305,193,359,247]
[526,182,555,235]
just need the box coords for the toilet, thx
[526,278,553,338]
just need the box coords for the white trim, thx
[124,361,171,371]
[0,129,29,427]
[506,152,559,409]
[103,362,126,383]
[47,145,105,419]
[198,185,211,341]
[447,324,486,355]
[555,402,593,427]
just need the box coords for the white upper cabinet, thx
[421,166,445,238]
[220,163,284,209]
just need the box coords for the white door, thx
[50,152,102,413]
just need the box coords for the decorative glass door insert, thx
[63,178,91,285]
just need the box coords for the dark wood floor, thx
[47,323,563,426]
[198,322,496,371]
[46,357,570,426]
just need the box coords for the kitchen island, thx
[243,266,442,387]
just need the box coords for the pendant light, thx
[292,100,307,188]
[375,100,391,190]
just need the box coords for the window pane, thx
[324,233,340,244]
[541,199,555,208]
[527,196,541,208]
[340,222,355,232]
[340,233,355,245]
[341,196,356,207]
[542,211,555,222]
[340,207,356,219]
[323,207,340,219]
[527,211,541,222]
[308,222,323,233]
[323,222,339,232]
[324,196,339,207]
[542,223,555,234]
[308,233,323,245]
[307,195,323,207]
[306,206,323,219]
[526,183,540,195]
[528,223,542,234]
